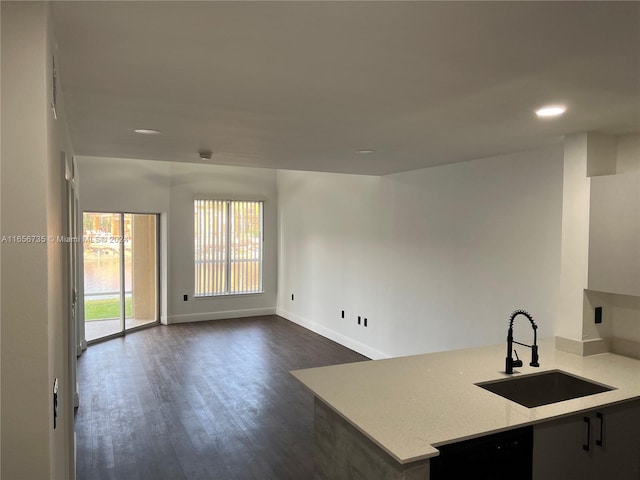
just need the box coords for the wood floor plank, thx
[76,315,368,480]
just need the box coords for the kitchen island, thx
[291,338,640,479]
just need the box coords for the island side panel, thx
[314,398,430,480]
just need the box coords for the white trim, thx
[582,338,611,356]
[194,193,268,203]
[167,307,276,324]
[611,337,640,360]
[194,292,265,300]
[276,308,391,360]
[555,336,610,356]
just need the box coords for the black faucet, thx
[505,309,539,374]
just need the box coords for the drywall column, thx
[554,134,588,349]
[1,3,52,478]
[557,133,616,355]
[581,135,617,354]
[610,134,640,358]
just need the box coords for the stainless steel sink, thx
[476,370,615,408]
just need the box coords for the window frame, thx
[194,197,264,298]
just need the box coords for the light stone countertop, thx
[291,337,640,464]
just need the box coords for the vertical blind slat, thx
[215,200,220,294]
[242,201,246,293]
[195,201,199,295]
[229,201,233,293]
[215,200,219,295]
[205,200,209,296]
[244,201,248,293]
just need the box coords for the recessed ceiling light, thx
[357,149,375,154]
[535,105,566,118]
[134,128,161,135]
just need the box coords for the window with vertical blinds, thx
[194,199,263,297]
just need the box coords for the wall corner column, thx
[556,132,617,355]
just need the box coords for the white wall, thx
[167,162,277,323]
[77,157,172,213]
[76,157,278,327]
[0,5,3,477]
[277,145,563,358]
[616,133,640,173]
[609,133,640,355]
[557,134,592,343]
[611,294,640,345]
[553,132,639,357]
[47,26,77,480]
[277,172,388,358]
[1,2,75,478]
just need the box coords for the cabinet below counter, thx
[291,338,640,479]
[534,400,640,480]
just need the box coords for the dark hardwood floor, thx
[75,315,368,480]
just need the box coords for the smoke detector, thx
[134,128,161,135]
[199,150,213,161]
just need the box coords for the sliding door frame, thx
[83,211,161,345]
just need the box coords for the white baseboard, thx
[611,337,640,360]
[167,307,276,324]
[555,336,610,356]
[556,335,640,360]
[276,308,391,360]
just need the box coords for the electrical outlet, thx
[183,294,188,301]
[291,293,294,301]
[341,310,345,318]
[595,306,602,324]
[364,318,368,327]
[358,316,361,325]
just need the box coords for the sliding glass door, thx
[83,212,158,343]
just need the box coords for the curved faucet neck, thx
[508,309,537,330]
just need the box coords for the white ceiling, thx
[51,1,640,175]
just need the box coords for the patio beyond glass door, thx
[83,212,158,343]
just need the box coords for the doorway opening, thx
[83,212,159,343]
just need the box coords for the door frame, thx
[81,210,161,344]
